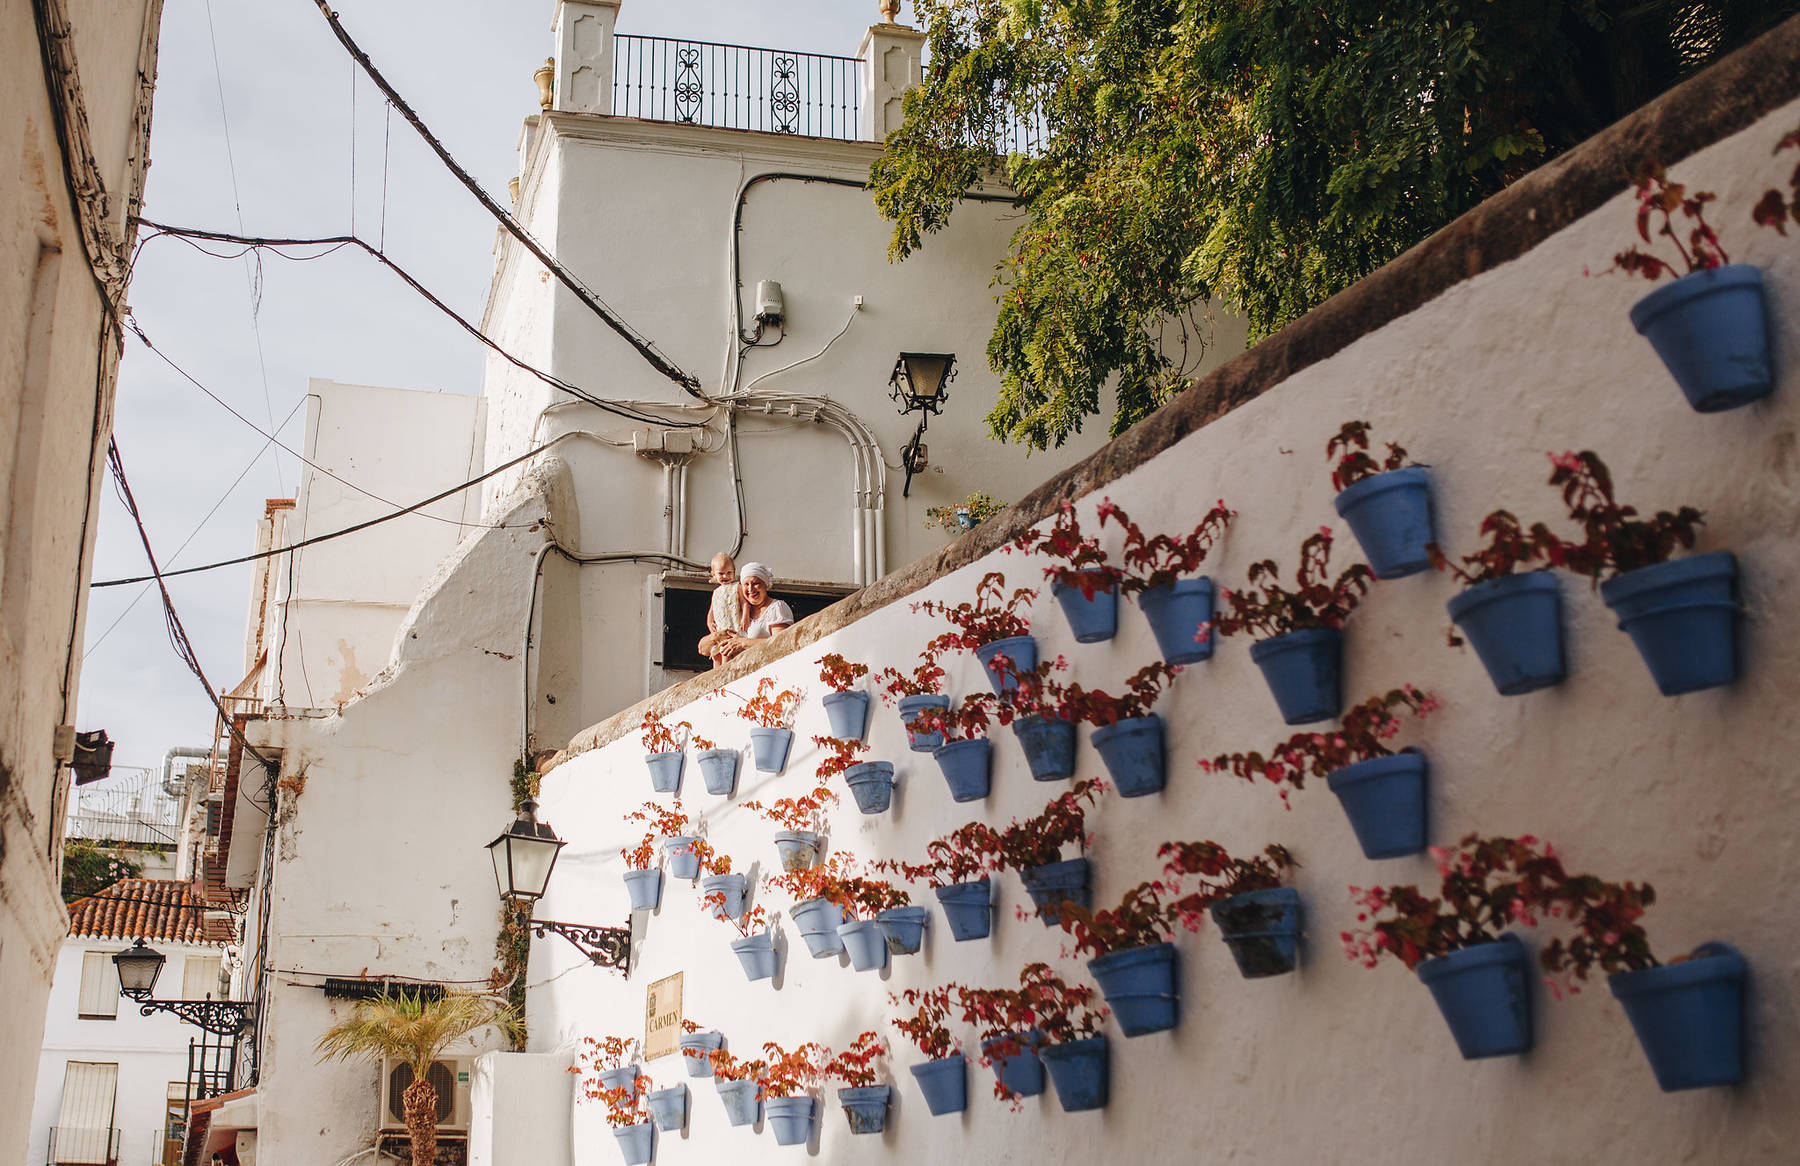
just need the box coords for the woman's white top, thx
[743,599,795,638]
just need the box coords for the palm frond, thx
[314,990,524,1077]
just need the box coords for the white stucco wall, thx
[29,938,224,1166]
[0,1,162,1159]
[526,94,1800,1164]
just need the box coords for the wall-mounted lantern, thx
[113,939,255,1036]
[889,352,956,497]
[487,800,631,974]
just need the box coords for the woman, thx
[708,562,793,664]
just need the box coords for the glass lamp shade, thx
[487,799,566,902]
[114,939,166,999]
[890,352,956,412]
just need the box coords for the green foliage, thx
[924,490,1009,532]
[314,989,523,1075]
[61,839,143,903]
[873,0,1797,450]
[511,758,539,812]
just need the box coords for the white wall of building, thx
[522,92,1800,1164]
[0,1,163,1158]
[29,938,224,1166]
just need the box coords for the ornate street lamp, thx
[888,352,956,497]
[113,939,254,1037]
[487,800,631,973]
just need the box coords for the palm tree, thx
[315,991,522,1163]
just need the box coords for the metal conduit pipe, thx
[161,746,213,798]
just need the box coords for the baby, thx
[700,553,740,666]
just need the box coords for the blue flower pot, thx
[981,1032,1045,1098]
[1335,466,1435,580]
[1327,751,1428,860]
[1019,857,1090,926]
[613,1121,653,1165]
[876,905,929,955]
[1090,714,1165,797]
[789,896,845,958]
[730,931,779,982]
[898,694,949,751]
[680,1032,723,1076]
[1416,934,1533,1059]
[715,1078,761,1126]
[696,748,740,796]
[821,691,870,741]
[664,836,700,881]
[645,751,683,794]
[1052,574,1119,643]
[1599,552,1740,696]
[597,1066,640,1093]
[700,873,746,921]
[836,1085,892,1134]
[837,918,890,972]
[934,879,992,941]
[1013,715,1076,780]
[1248,627,1343,724]
[1610,941,1747,1091]
[1446,572,1566,695]
[1039,1035,1109,1112]
[974,635,1038,694]
[1088,942,1179,1036]
[1211,887,1302,978]
[933,737,992,802]
[908,1054,967,1116]
[748,727,793,775]
[623,868,663,911]
[1629,263,1772,412]
[763,1096,816,1146]
[1136,577,1216,665]
[647,1084,687,1131]
[772,830,820,872]
[843,760,895,815]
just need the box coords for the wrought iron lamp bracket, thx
[529,917,632,975]
[129,994,255,1037]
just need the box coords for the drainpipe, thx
[161,746,212,798]
[661,461,677,555]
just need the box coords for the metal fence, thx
[612,35,862,140]
[45,1125,121,1165]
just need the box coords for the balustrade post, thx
[857,18,926,142]
[552,0,621,115]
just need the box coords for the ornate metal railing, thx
[612,35,862,140]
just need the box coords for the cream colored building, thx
[1,1,164,1161]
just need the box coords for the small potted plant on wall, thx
[815,733,894,816]
[1001,779,1104,926]
[1011,499,1127,643]
[639,714,691,794]
[706,1046,769,1127]
[1103,497,1235,664]
[824,866,914,973]
[591,1073,654,1165]
[918,690,999,802]
[645,1073,688,1133]
[692,841,746,922]
[884,826,998,942]
[1541,450,1736,695]
[729,676,803,776]
[953,978,1045,1103]
[723,903,779,983]
[1017,963,1110,1113]
[743,783,838,872]
[678,1019,725,1078]
[890,987,966,1115]
[876,653,949,752]
[1327,421,1433,579]
[1164,841,1302,978]
[993,656,1079,781]
[622,800,694,907]
[1430,510,1565,695]
[916,570,1039,694]
[765,852,855,959]
[816,653,872,741]
[1209,529,1374,724]
[1058,662,1181,797]
[1606,167,1772,412]
[826,1031,892,1134]
[760,1041,830,1146]
[575,1035,642,1096]
[1199,686,1439,859]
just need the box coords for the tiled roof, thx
[66,877,231,945]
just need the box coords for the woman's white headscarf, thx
[740,561,773,584]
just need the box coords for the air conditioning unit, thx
[379,1057,472,1136]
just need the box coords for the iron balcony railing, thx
[612,35,862,140]
[45,1124,121,1165]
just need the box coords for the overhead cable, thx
[305,0,703,395]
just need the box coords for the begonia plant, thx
[1208,529,1374,641]
[621,800,693,870]
[914,571,1036,652]
[816,653,870,693]
[1327,420,1413,492]
[1538,450,1704,584]
[760,1041,831,1099]
[1057,841,1297,959]
[728,676,803,729]
[1198,687,1440,806]
[823,1031,887,1089]
[889,986,960,1061]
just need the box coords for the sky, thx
[80,0,879,772]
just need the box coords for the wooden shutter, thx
[52,1061,117,1165]
[76,953,118,1019]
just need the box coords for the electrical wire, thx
[105,439,276,774]
[90,433,579,588]
[305,0,703,396]
[133,221,712,430]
